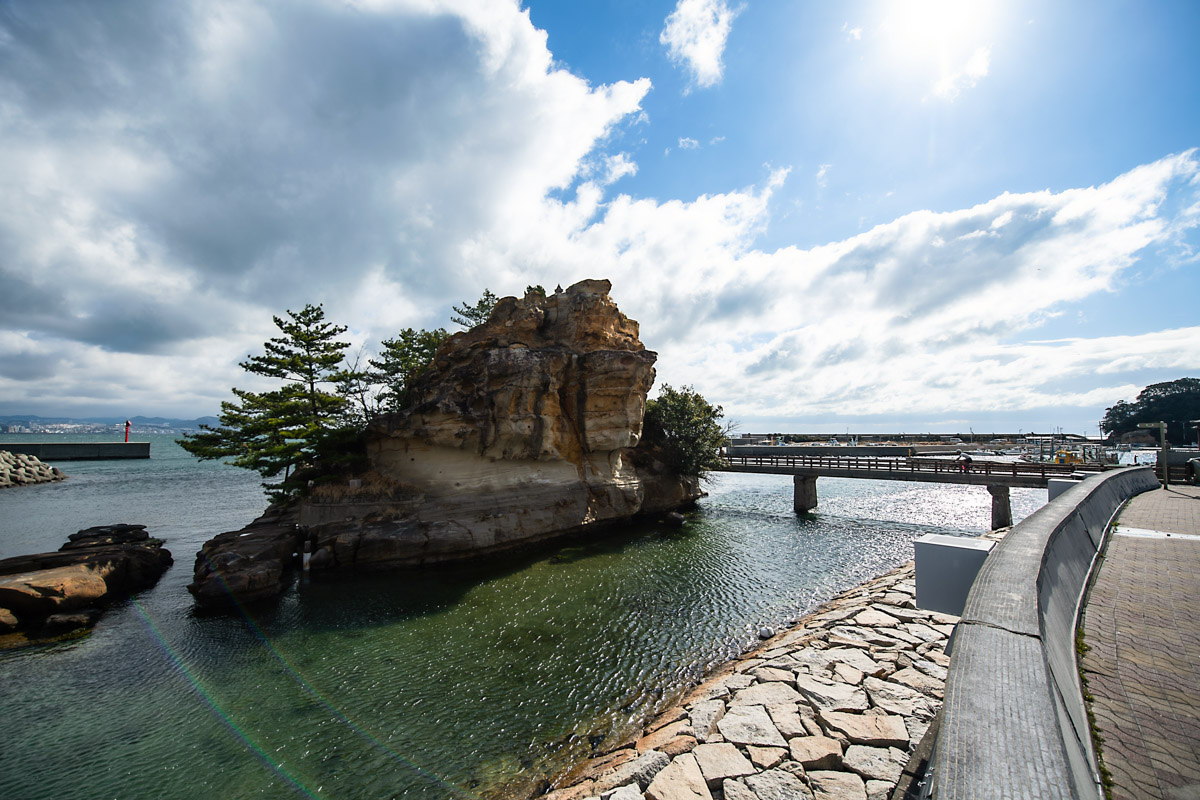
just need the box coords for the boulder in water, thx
[0,524,172,645]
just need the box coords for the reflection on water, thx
[0,439,1044,799]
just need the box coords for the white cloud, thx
[932,46,990,100]
[601,153,639,185]
[660,0,741,90]
[471,151,1200,430]
[1,2,1196,434]
[816,163,832,188]
[678,137,700,150]
[842,22,863,41]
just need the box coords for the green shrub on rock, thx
[643,385,729,480]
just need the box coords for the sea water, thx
[0,435,1044,799]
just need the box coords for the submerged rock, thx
[190,279,702,608]
[0,524,172,643]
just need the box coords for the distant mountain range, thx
[0,414,219,428]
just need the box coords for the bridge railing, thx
[722,453,1103,479]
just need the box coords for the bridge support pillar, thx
[987,485,1013,530]
[794,475,818,514]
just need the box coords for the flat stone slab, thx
[818,711,910,749]
[721,779,759,800]
[692,743,756,785]
[730,681,802,707]
[638,720,693,752]
[751,666,795,684]
[841,744,906,783]
[795,675,869,713]
[765,703,809,738]
[821,647,884,676]
[716,705,788,747]
[887,667,944,699]
[809,769,867,800]
[854,608,900,628]
[746,745,787,770]
[645,752,712,800]
[688,699,726,743]
[606,785,643,800]
[744,768,814,800]
[862,676,935,719]
[788,735,842,770]
[595,750,670,792]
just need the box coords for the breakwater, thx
[1,441,150,460]
[0,450,65,488]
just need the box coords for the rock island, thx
[190,280,702,608]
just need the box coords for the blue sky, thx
[0,0,1197,435]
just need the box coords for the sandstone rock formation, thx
[189,280,701,608]
[0,450,65,488]
[0,524,172,643]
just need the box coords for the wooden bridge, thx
[717,452,1109,529]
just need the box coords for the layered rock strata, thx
[0,524,173,643]
[190,280,701,608]
[189,506,302,609]
[538,536,997,800]
[0,450,65,488]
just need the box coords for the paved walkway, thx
[1081,485,1200,800]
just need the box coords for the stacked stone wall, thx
[541,550,979,800]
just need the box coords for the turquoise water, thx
[0,435,1045,799]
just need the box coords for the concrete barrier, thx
[1,442,151,461]
[929,466,1160,800]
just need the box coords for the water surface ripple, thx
[0,437,1043,799]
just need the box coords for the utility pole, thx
[1138,421,1169,487]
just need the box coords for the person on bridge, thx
[956,449,973,473]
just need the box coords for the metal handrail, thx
[721,453,1104,478]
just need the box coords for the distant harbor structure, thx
[0,442,150,461]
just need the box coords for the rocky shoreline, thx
[0,524,173,645]
[0,449,65,488]
[539,532,1005,800]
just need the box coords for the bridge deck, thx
[718,454,1105,489]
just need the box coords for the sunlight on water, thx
[0,439,1044,799]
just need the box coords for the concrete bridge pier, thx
[794,475,818,514]
[987,484,1013,529]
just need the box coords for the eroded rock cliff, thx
[189,279,700,608]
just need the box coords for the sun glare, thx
[876,0,1002,98]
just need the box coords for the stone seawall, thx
[539,537,994,800]
[0,450,65,488]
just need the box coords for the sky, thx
[0,0,1197,436]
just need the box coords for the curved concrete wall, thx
[930,466,1160,800]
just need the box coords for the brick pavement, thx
[1081,485,1200,800]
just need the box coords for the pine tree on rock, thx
[450,289,499,329]
[181,304,359,498]
[370,327,448,413]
